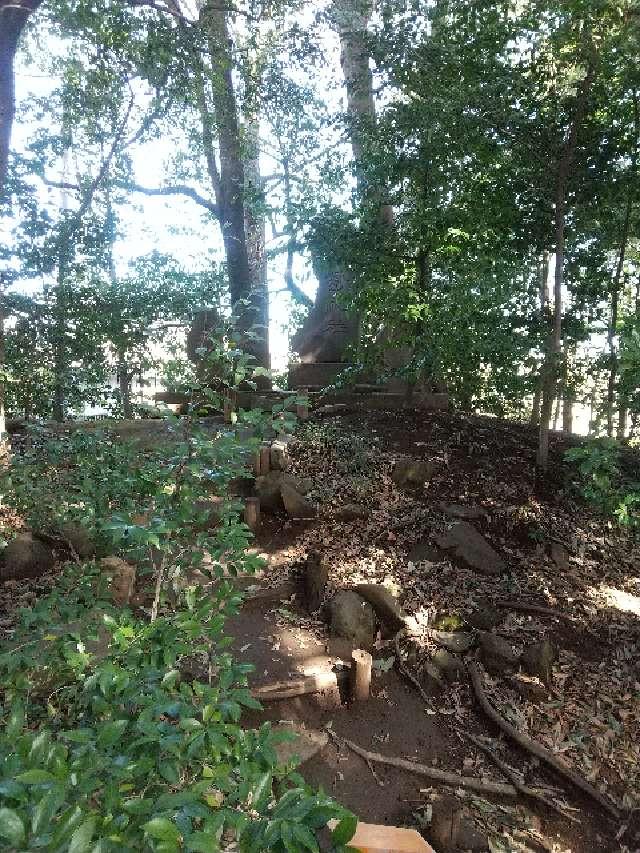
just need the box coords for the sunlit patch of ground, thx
[597,584,640,617]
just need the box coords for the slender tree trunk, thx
[588,385,597,436]
[243,115,269,377]
[562,378,574,435]
[281,155,311,308]
[117,352,133,420]
[561,339,574,435]
[0,0,43,199]
[0,0,42,445]
[0,278,6,452]
[552,393,561,431]
[537,61,595,470]
[617,406,627,441]
[530,253,549,426]
[52,288,66,423]
[608,90,638,436]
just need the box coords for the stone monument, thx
[289,253,359,389]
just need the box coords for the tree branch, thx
[126,181,218,216]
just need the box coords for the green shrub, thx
[0,330,355,851]
[565,438,640,528]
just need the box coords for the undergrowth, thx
[0,325,354,852]
[565,437,640,529]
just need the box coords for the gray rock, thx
[281,483,316,519]
[432,649,465,682]
[521,638,558,685]
[100,557,136,606]
[439,503,485,520]
[477,631,518,673]
[435,522,505,576]
[302,551,328,612]
[549,541,570,571]
[392,457,435,490]
[466,606,503,632]
[430,629,474,654]
[272,723,328,767]
[335,503,370,522]
[428,796,487,853]
[329,590,376,649]
[421,660,445,694]
[511,673,548,702]
[255,471,298,512]
[355,584,405,632]
[59,522,95,558]
[408,541,443,563]
[2,534,55,581]
[270,437,293,471]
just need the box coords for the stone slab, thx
[315,391,449,411]
[289,362,354,389]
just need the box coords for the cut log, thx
[244,497,261,532]
[259,445,271,475]
[296,390,309,421]
[251,672,338,702]
[350,648,372,701]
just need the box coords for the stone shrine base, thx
[288,362,353,389]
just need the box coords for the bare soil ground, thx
[234,409,640,853]
[1,409,638,852]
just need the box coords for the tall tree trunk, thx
[562,387,574,436]
[52,279,66,423]
[617,406,627,441]
[193,3,268,368]
[0,0,42,446]
[0,278,6,451]
[332,0,392,224]
[608,90,638,436]
[530,252,549,426]
[0,0,42,199]
[117,351,134,420]
[552,393,561,431]
[537,61,595,470]
[243,104,269,375]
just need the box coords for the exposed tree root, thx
[494,600,574,622]
[468,662,619,820]
[467,734,580,823]
[327,729,519,798]
[393,630,434,707]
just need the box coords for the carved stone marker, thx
[289,254,358,388]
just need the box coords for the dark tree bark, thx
[530,252,549,426]
[332,0,392,224]
[537,61,595,470]
[117,352,134,420]
[192,3,268,368]
[608,89,638,437]
[0,0,43,199]
[562,343,575,436]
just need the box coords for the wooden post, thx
[252,449,262,476]
[350,649,372,702]
[223,390,237,423]
[259,444,271,475]
[296,387,309,421]
[244,497,261,532]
